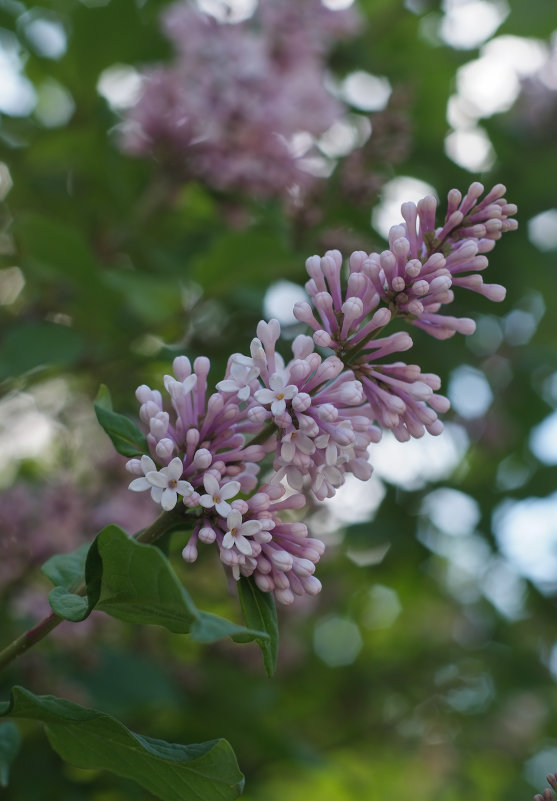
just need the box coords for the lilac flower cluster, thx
[128,182,517,603]
[121,0,356,197]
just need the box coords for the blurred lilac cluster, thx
[128,183,517,603]
[121,0,358,196]
[0,466,153,599]
[514,34,557,139]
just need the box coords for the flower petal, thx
[199,494,214,509]
[161,488,178,511]
[203,473,219,495]
[150,486,163,503]
[221,532,234,550]
[216,379,239,393]
[129,477,151,492]
[226,509,242,530]
[254,388,276,405]
[146,471,168,489]
[166,457,184,480]
[239,520,261,537]
[269,373,284,391]
[215,500,232,517]
[220,481,241,500]
[140,455,157,474]
[176,480,194,497]
[235,535,253,556]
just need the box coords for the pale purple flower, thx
[145,457,193,511]
[222,510,261,556]
[199,474,241,517]
[216,354,259,401]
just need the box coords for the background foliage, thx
[1,0,557,798]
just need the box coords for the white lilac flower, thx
[199,474,241,517]
[128,455,164,505]
[222,509,261,556]
[255,373,298,416]
[145,457,194,511]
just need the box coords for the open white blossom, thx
[222,509,261,555]
[145,457,194,510]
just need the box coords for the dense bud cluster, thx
[128,183,517,602]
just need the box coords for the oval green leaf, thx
[0,686,244,801]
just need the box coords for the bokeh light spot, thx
[313,616,363,667]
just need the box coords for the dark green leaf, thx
[86,526,269,646]
[0,722,21,788]
[238,577,279,677]
[94,385,148,457]
[90,525,199,633]
[0,686,244,801]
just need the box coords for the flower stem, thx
[0,506,187,675]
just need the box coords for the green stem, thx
[0,507,187,675]
[0,612,64,673]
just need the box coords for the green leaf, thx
[47,587,91,622]
[42,543,90,590]
[191,611,269,645]
[86,526,270,647]
[0,686,244,801]
[42,543,93,622]
[94,383,113,412]
[0,722,21,788]
[94,385,148,457]
[89,525,199,633]
[238,577,279,677]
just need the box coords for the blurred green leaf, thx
[0,686,244,801]
[0,722,21,788]
[238,577,279,677]
[15,213,102,290]
[94,384,148,457]
[0,321,84,380]
[191,611,268,645]
[192,231,293,294]
[103,270,184,324]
